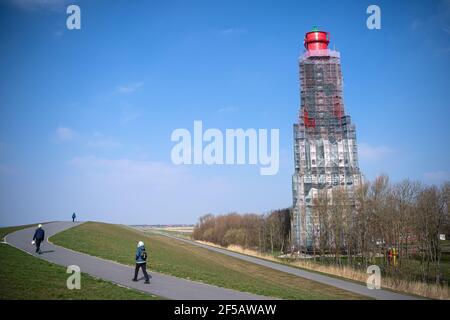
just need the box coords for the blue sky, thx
[0,0,449,226]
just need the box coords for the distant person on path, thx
[32,224,45,254]
[132,241,150,284]
[72,212,76,222]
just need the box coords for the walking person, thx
[132,241,150,284]
[32,224,45,254]
[72,212,76,222]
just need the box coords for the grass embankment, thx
[0,225,158,300]
[52,222,367,300]
[196,241,450,300]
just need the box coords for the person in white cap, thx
[132,241,150,284]
[32,224,45,254]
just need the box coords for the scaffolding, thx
[292,45,362,251]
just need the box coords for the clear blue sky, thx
[0,0,449,226]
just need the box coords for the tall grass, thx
[197,241,450,300]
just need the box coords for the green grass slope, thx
[51,222,368,300]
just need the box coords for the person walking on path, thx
[72,212,76,222]
[32,224,45,254]
[132,241,150,284]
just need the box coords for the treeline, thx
[192,209,291,254]
[193,175,449,284]
[312,176,449,283]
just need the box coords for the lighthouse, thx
[292,27,362,251]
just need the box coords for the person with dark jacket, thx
[72,212,76,222]
[132,241,150,284]
[32,224,45,254]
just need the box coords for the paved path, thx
[5,222,271,300]
[147,231,420,300]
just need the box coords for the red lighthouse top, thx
[304,27,330,51]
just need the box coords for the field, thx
[0,225,159,300]
[51,222,367,300]
[135,225,193,239]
